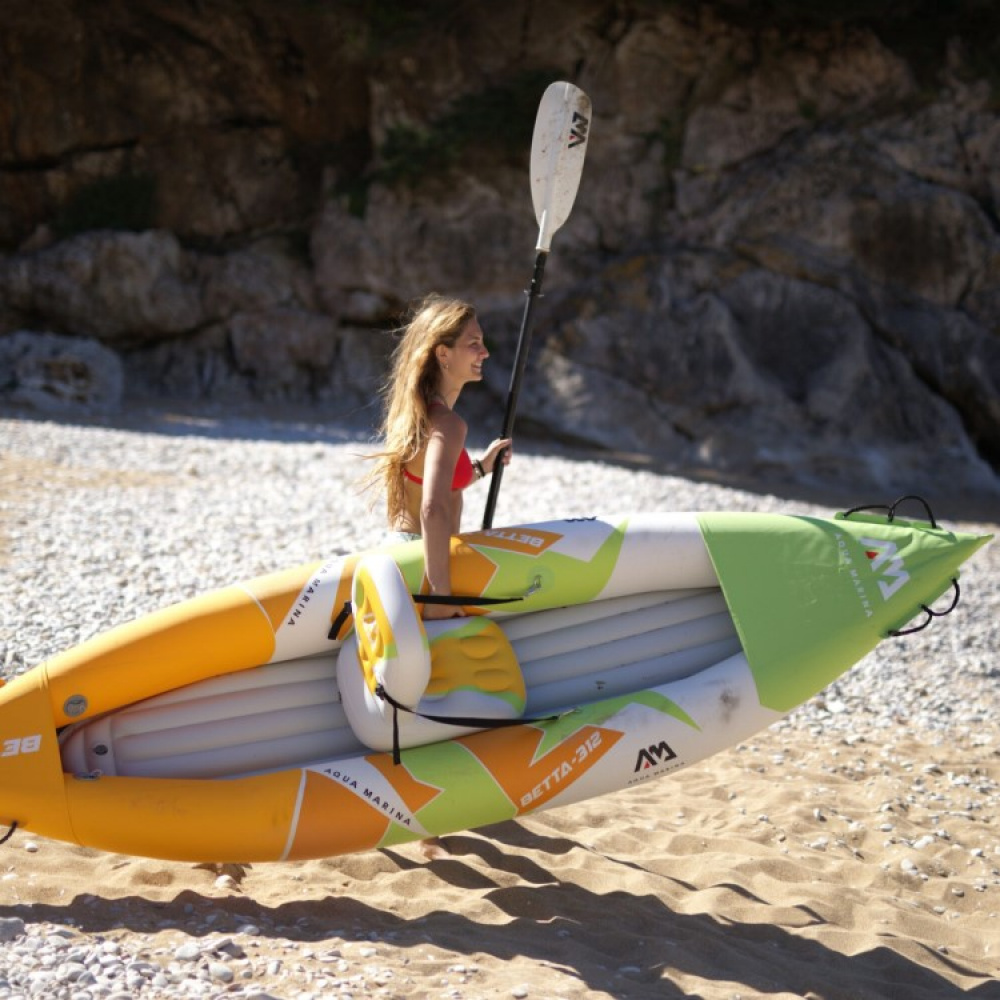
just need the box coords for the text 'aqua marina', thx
[837,534,874,618]
[320,768,412,826]
[285,576,323,625]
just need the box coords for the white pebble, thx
[175,942,202,961]
[208,961,234,982]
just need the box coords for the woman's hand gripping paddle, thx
[481,81,592,529]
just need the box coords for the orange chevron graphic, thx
[463,723,622,812]
[447,537,501,598]
[461,527,563,556]
[288,771,392,859]
[367,753,442,813]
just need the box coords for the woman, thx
[369,295,511,619]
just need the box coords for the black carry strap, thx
[375,682,563,765]
[329,577,542,640]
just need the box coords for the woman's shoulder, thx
[428,404,467,439]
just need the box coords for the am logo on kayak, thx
[634,739,677,772]
[861,536,911,600]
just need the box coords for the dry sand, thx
[1,406,997,999]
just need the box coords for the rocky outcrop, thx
[0,331,122,414]
[1,1,998,504]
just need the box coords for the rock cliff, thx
[1,0,998,506]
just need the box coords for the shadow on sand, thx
[2,824,995,1000]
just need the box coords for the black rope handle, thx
[841,494,939,529]
[0,821,18,847]
[889,579,961,636]
[842,495,964,638]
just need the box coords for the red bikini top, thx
[402,398,476,492]
[403,449,475,491]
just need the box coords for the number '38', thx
[2,735,41,757]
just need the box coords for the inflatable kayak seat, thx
[425,617,525,712]
[337,553,526,752]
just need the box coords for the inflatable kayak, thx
[0,506,990,862]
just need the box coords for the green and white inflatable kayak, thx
[2,505,990,862]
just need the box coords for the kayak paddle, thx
[481,80,592,529]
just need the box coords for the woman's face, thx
[440,318,489,384]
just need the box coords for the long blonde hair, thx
[367,295,477,525]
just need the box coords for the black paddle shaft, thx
[482,249,549,529]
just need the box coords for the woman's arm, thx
[476,437,513,478]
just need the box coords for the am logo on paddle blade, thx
[635,740,677,772]
[568,111,589,148]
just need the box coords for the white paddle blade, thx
[530,81,592,252]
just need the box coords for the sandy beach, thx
[1,405,997,999]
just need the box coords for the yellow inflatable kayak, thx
[0,508,990,862]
